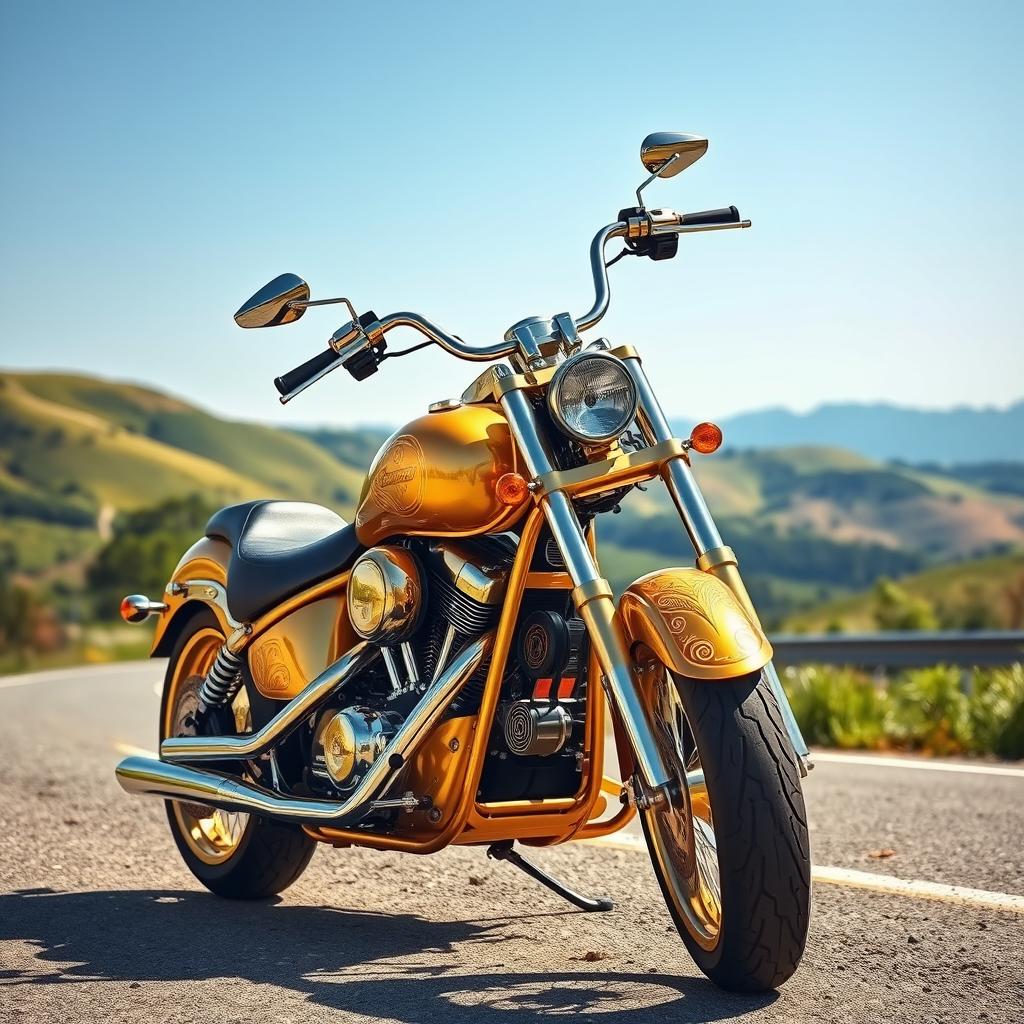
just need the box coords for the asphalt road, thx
[1,662,1021,1024]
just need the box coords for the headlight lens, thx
[548,352,638,443]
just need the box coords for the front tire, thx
[159,611,316,899]
[636,653,811,992]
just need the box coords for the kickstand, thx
[486,840,615,912]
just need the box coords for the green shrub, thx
[872,578,939,631]
[969,666,1024,759]
[782,666,889,750]
[888,666,971,755]
[782,662,1024,760]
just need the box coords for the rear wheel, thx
[159,611,316,899]
[635,650,811,991]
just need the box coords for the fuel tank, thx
[355,403,526,546]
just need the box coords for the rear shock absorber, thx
[197,644,244,711]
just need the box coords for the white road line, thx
[810,750,1024,779]
[585,833,1024,914]
[113,742,158,759]
[0,661,157,690]
[811,865,1024,913]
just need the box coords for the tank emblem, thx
[368,435,425,517]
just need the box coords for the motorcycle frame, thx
[144,343,807,854]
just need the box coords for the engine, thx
[307,535,587,802]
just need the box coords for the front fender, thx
[618,568,772,680]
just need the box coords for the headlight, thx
[548,352,638,444]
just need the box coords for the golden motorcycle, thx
[116,132,812,992]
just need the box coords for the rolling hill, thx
[2,369,1022,627]
[0,371,370,583]
[781,551,1024,633]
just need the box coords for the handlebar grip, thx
[274,347,343,396]
[680,206,740,226]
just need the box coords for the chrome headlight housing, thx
[548,352,638,444]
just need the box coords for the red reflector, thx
[557,676,576,700]
[533,678,553,700]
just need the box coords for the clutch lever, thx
[275,312,385,404]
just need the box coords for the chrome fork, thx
[499,384,672,794]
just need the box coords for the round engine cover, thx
[314,707,397,790]
[504,701,572,757]
[516,610,571,679]
[347,545,423,643]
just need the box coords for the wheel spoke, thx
[164,628,251,865]
[643,661,723,950]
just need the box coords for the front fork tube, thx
[501,389,672,793]
[623,355,811,768]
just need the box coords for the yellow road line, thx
[585,832,1024,914]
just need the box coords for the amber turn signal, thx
[689,421,723,455]
[495,472,530,505]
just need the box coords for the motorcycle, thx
[115,132,812,993]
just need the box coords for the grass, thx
[0,623,152,676]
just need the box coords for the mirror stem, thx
[634,152,683,208]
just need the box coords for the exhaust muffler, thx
[116,634,492,826]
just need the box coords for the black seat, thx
[204,500,363,622]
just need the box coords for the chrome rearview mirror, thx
[640,132,708,177]
[234,273,310,328]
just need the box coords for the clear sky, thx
[1,1,1021,428]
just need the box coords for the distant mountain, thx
[673,401,1024,464]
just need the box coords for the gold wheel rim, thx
[162,627,252,866]
[637,654,722,951]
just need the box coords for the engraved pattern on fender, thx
[638,573,761,666]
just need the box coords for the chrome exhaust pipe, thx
[161,641,378,763]
[116,633,492,826]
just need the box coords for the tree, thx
[87,494,216,619]
[872,578,938,631]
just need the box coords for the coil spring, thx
[198,644,244,709]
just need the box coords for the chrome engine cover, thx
[312,707,399,792]
[347,546,424,644]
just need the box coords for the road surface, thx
[1,662,1021,1023]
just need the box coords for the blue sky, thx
[1,1,1021,428]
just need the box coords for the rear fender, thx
[150,536,234,656]
[618,568,772,680]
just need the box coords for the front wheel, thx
[635,652,811,992]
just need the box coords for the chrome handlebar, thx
[277,208,749,402]
[374,312,515,361]
[576,221,629,331]
[575,211,751,331]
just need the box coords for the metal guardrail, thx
[769,630,1024,670]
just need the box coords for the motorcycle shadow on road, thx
[0,887,777,1022]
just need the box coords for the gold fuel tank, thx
[354,403,526,546]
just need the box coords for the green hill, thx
[781,551,1024,633]
[0,371,372,582]
[2,368,1022,632]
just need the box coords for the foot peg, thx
[486,841,614,913]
